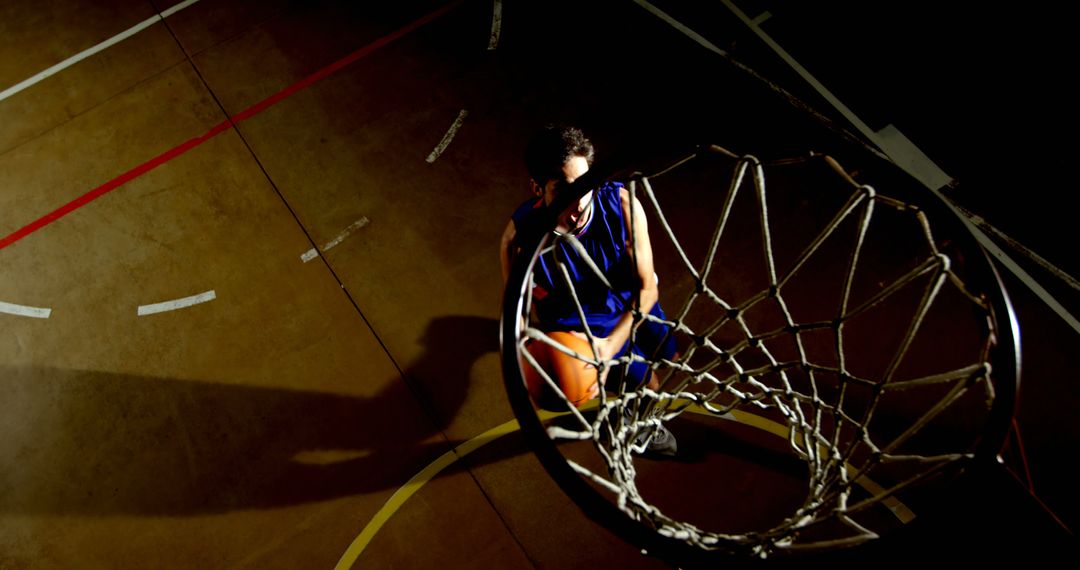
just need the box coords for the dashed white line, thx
[0,301,52,319]
[488,0,503,50]
[159,0,202,19]
[301,217,371,262]
[0,0,202,102]
[425,109,468,163]
[323,217,370,252]
[137,290,216,316]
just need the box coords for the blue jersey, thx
[512,181,638,337]
[511,180,677,388]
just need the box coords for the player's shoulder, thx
[600,180,624,193]
[612,182,637,209]
[591,180,623,205]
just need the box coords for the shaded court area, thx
[1,0,1074,568]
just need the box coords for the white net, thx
[508,146,1014,558]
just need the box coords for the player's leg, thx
[635,304,678,390]
[620,305,679,456]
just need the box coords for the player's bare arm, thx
[594,187,659,362]
[500,219,517,285]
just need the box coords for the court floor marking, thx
[301,217,372,262]
[0,0,202,102]
[0,300,52,319]
[425,109,468,163]
[322,217,371,251]
[137,289,216,316]
[335,403,910,567]
[333,413,532,570]
[0,0,465,254]
[487,0,503,50]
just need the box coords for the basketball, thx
[522,331,600,411]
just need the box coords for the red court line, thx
[0,0,463,252]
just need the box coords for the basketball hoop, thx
[500,145,1019,564]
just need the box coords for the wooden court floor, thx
[1,1,1074,567]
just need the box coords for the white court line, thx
[488,0,503,50]
[322,217,370,252]
[138,290,216,316]
[301,217,371,262]
[425,109,468,163]
[0,0,202,102]
[0,301,52,319]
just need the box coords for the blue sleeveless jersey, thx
[512,181,638,337]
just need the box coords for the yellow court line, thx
[336,402,911,568]
[334,403,590,569]
[333,450,458,569]
[333,409,557,569]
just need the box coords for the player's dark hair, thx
[524,125,595,186]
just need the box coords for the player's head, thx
[524,125,595,187]
[524,125,595,232]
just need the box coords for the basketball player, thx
[500,125,677,455]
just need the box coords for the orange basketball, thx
[522,331,600,411]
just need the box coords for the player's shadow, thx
[0,315,517,516]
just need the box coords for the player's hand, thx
[565,331,622,390]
